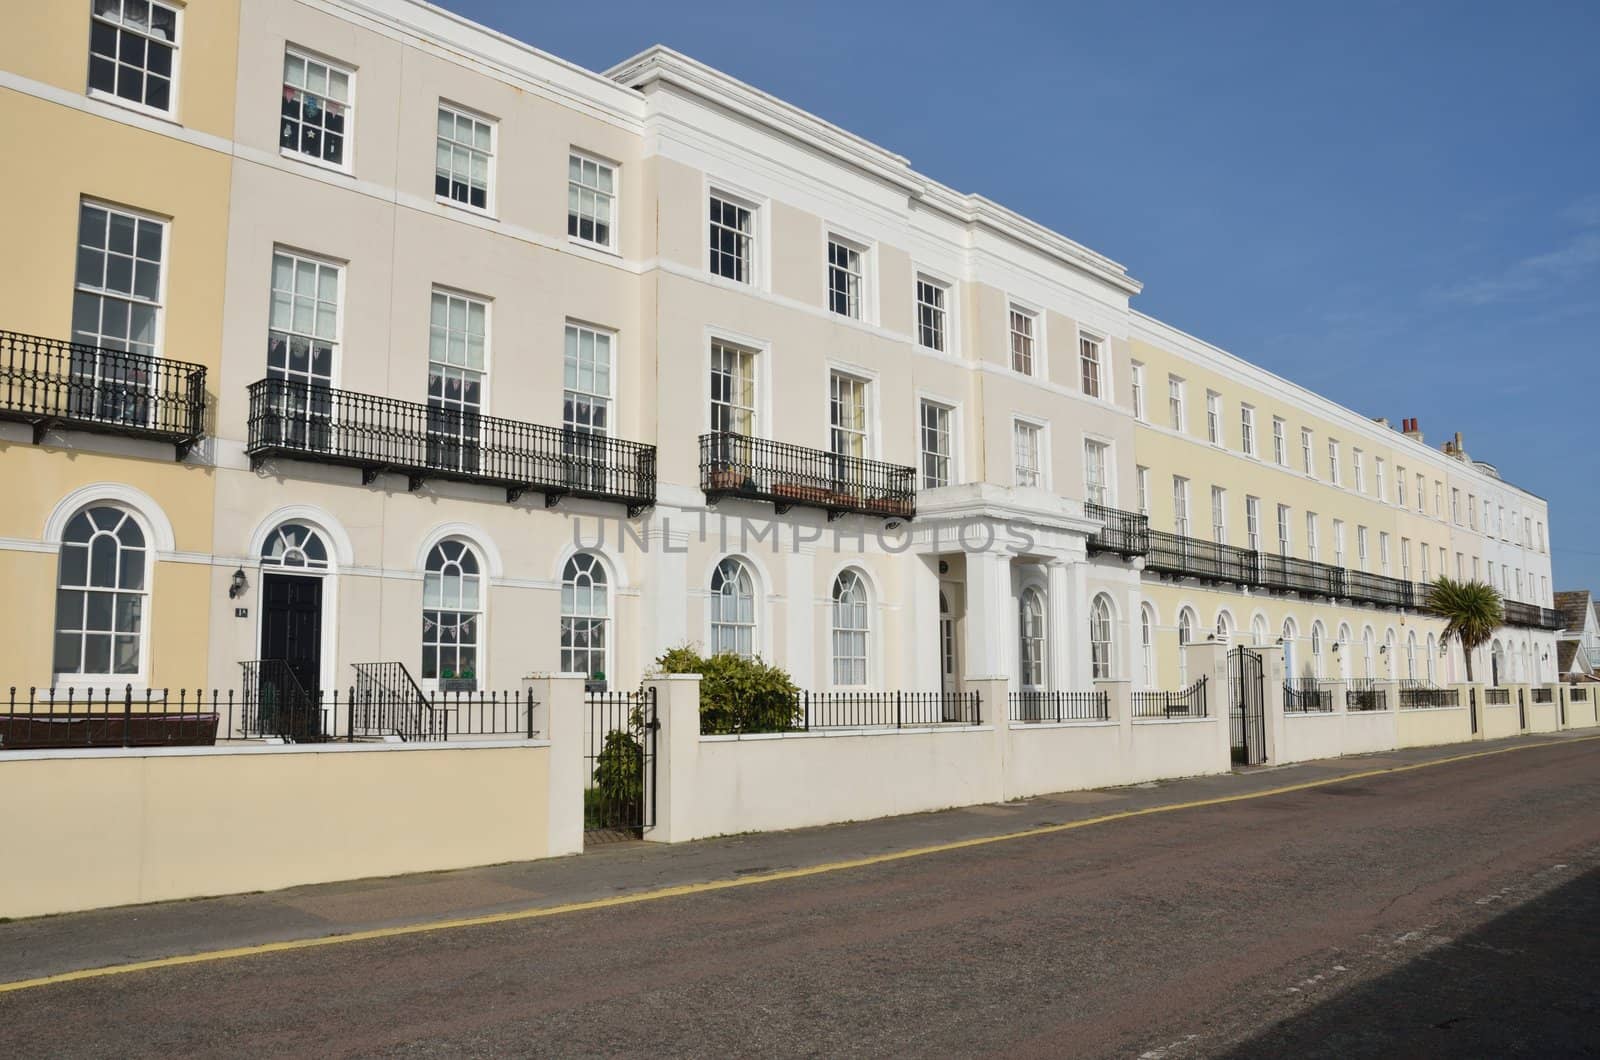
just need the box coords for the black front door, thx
[261,574,323,693]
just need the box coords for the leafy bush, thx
[653,645,801,734]
[588,728,643,831]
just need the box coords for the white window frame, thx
[1168,376,1186,433]
[1008,302,1041,377]
[1305,511,1319,562]
[1012,418,1046,490]
[708,336,761,437]
[52,503,152,682]
[830,569,871,688]
[709,557,759,658]
[1240,404,1257,457]
[87,0,182,120]
[1327,439,1341,485]
[1078,330,1105,400]
[918,397,957,489]
[1353,448,1365,493]
[1083,438,1112,507]
[434,101,496,215]
[1205,391,1222,445]
[1136,466,1150,516]
[707,185,761,287]
[914,273,951,354]
[562,319,613,438]
[1211,486,1227,543]
[73,199,169,382]
[1130,362,1146,421]
[280,48,355,173]
[826,232,870,322]
[1245,495,1261,551]
[1277,503,1292,556]
[567,149,619,252]
[1333,519,1346,568]
[1272,416,1287,466]
[1301,428,1314,475]
[1173,476,1191,537]
[266,246,342,389]
[1380,532,1391,575]
[1357,526,1370,571]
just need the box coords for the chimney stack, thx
[1402,417,1423,443]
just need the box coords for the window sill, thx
[435,196,497,222]
[567,236,620,257]
[281,148,354,177]
[87,89,180,126]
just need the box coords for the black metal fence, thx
[0,329,207,457]
[1484,687,1511,705]
[1009,690,1110,723]
[585,688,655,842]
[1531,686,1554,704]
[1283,678,1333,713]
[699,431,916,520]
[1571,686,1591,703]
[1132,677,1209,719]
[1345,679,1388,712]
[2,680,534,751]
[1399,683,1460,709]
[1145,530,1256,584]
[1084,503,1149,557]
[798,690,980,729]
[247,377,656,513]
[1502,599,1565,631]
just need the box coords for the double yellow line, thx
[2,733,1594,995]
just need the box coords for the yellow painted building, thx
[0,1,239,689]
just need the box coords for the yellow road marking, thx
[2,733,1595,995]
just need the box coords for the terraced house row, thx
[0,0,1562,707]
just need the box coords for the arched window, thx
[1406,631,1418,681]
[423,540,482,685]
[1090,594,1114,680]
[1214,610,1233,644]
[53,506,147,677]
[1178,607,1196,684]
[560,553,608,682]
[831,570,869,686]
[1362,628,1376,679]
[260,522,330,568]
[1018,587,1046,690]
[1251,614,1269,648]
[1337,624,1352,680]
[1426,634,1438,684]
[1282,618,1299,678]
[1140,604,1155,689]
[710,558,756,657]
[1491,640,1504,685]
[1310,622,1325,679]
[1384,629,1397,677]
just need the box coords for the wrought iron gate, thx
[1469,687,1478,735]
[1518,687,1527,731]
[1229,646,1266,766]
[584,687,656,844]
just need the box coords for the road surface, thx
[2,735,1598,1057]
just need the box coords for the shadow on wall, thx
[1225,865,1600,1058]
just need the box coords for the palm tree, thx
[1427,577,1503,682]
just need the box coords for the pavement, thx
[1,730,1598,1057]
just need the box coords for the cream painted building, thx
[0,0,1562,708]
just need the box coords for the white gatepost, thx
[965,674,1011,803]
[1259,644,1287,766]
[1180,641,1233,772]
[644,674,701,844]
[522,672,587,857]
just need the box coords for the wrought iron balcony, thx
[0,329,206,459]
[247,378,656,515]
[1502,599,1565,631]
[699,432,916,521]
[1145,530,1256,584]
[1257,552,1344,597]
[1343,569,1413,609]
[1084,503,1149,557]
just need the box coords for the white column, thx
[1065,560,1091,690]
[785,548,815,685]
[521,673,587,857]
[1047,560,1072,691]
[964,547,1011,679]
[647,520,688,660]
[905,552,943,692]
[644,674,701,844]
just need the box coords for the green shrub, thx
[588,728,643,830]
[653,645,800,734]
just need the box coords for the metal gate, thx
[584,687,656,844]
[1518,687,1527,732]
[1469,687,1479,735]
[1229,646,1266,766]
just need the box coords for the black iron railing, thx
[1399,683,1460,709]
[1343,570,1412,609]
[698,432,915,521]
[1502,599,1565,631]
[1571,686,1590,703]
[0,329,206,458]
[701,690,979,734]
[351,661,441,741]
[1009,690,1110,722]
[247,378,656,514]
[1531,686,1554,704]
[1345,679,1388,712]
[240,660,327,742]
[1,685,221,749]
[585,688,655,840]
[1084,503,1149,557]
[1485,686,1511,705]
[1284,678,1333,713]
[1257,552,1343,597]
[1146,531,1256,584]
[1132,677,1208,719]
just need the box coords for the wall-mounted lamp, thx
[1331,642,1341,652]
[228,567,249,599]
[1275,637,1284,646]
[1379,644,1390,655]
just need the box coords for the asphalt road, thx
[3,738,1599,1058]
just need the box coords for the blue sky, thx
[455,0,1600,588]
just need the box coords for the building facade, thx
[0,0,1564,702]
